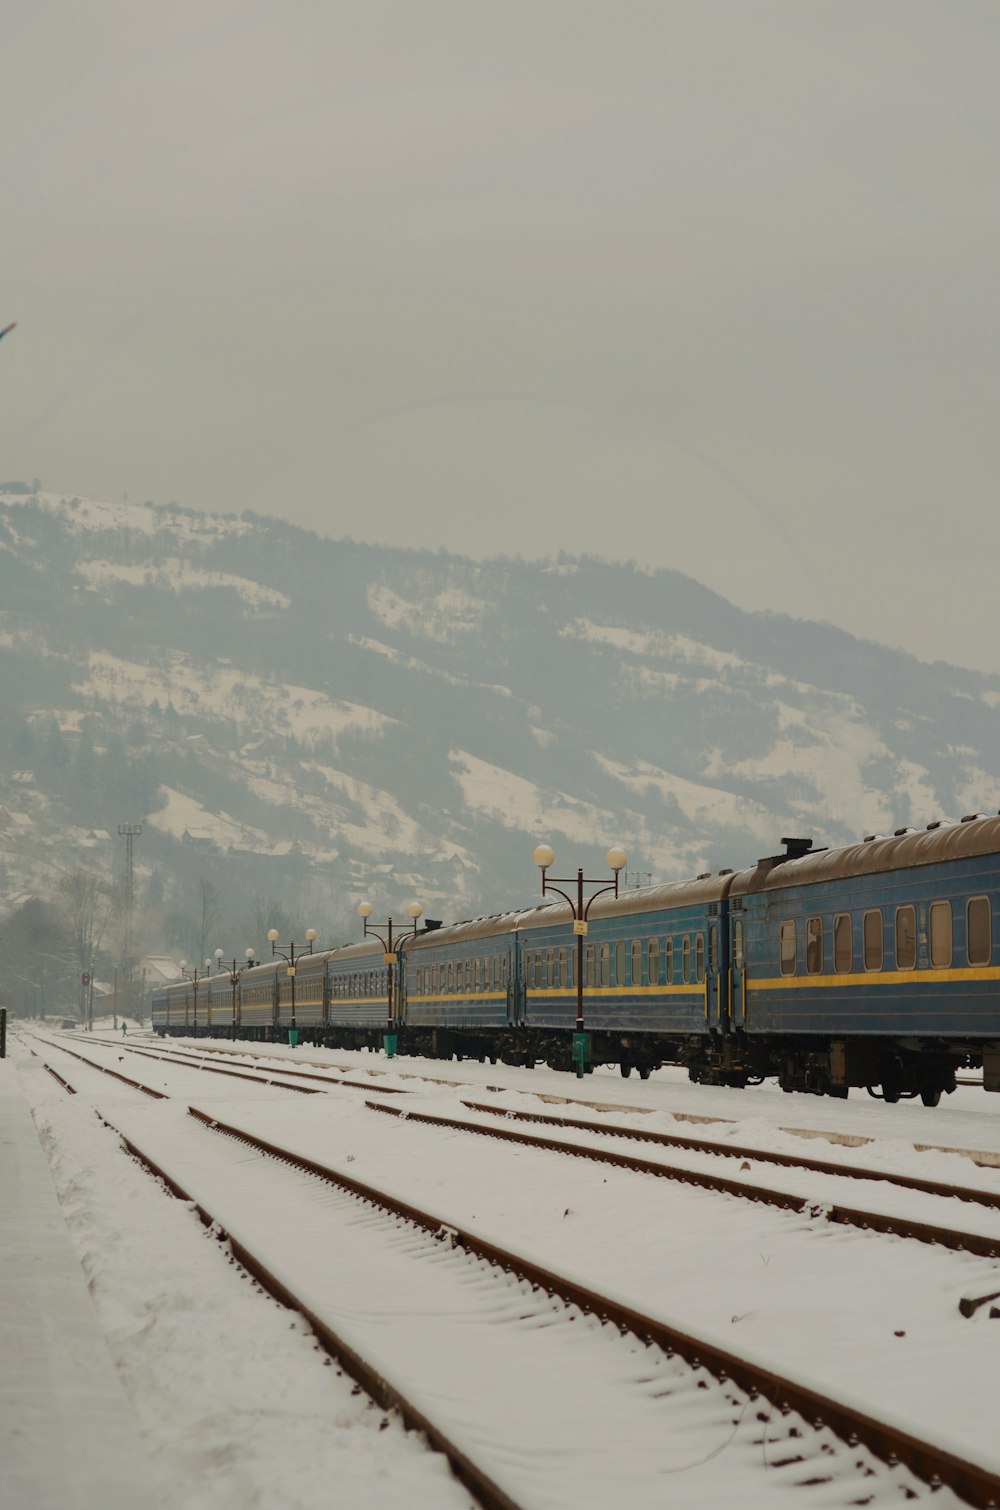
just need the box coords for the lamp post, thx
[266,928,317,1044]
[178,959,213,1035]
[213,947,257,1035]
[532,843,627,1076]
[356,901,423,1057]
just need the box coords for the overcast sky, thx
[5,1,1000,671]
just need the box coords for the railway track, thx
[143,1034,1000,1169]
[40,1033,409,1097]
[35,1051,994,1508]
[459,1099,1000,1213]
[366,1099,1000,1263]
[45,1033,1000,1262]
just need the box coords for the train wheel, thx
[920,1087,942,1108]
[638,1066,651,1080]
[620,1063,632,1078]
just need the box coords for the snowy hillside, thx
[1,484,999,952]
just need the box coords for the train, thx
[152,817,1000,1105]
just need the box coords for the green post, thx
[571,1031,591,1079]
[288,1028,299,1048]
[383,1032,398,1059]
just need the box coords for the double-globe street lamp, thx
[356,901,423,1055]
[213,947,257,1033]
[178,959,213,1035]
[532,843,628,1076]
[267,928,317,1043]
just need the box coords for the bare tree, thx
[196,877,222,964]
[56,869,116,1018]
[244,894,296,958]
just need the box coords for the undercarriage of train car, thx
[154,1018,1000,1106]
[684,1030,997,1106]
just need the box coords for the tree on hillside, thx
[196,877,222,963]
[0,899,72,1018]
[243,894,297,958]
[55,869,116,1014]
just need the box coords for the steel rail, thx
[368,1102,1000,1261]
[82,1037,410,1095]
[184,1103,1000,1510]
[24,1042,78,1094]
[40,1041,169,1099]
[90,1109,522,1510]
[40,1036,320,1096]
[460,1099,1000,1212]
[32,1051,1000,1507]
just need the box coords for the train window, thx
[557,948,566,987]
[613,940,625,985]
[546,949,555,986]
[733,919,744,971]
[648,937,659,985]
[806,917,823,975]
[664,938,674,982]
[863,910,883,971]
[447,963,454,992]
[599,942,611,986]
[695,934,706,983]
[416,967,423,994]
[779,920,796,976]
[968,897,991,967]
[895,906,916,971]
[502,955,509,988]
[474,958,481,991]
[682,936,691,984]
[493,955,500,989]
[631,939,643,985]
[709,925,718,973]
[834,914,852,972]
[585,944,595,985]
[466,959,474,992]
[534,952,544,988]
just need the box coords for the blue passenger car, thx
[729,822,1000,1102]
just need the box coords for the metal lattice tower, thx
[118,822,143,995]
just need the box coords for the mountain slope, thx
[1,484,997,956]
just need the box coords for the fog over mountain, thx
[2,484,999,961]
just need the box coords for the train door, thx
[507,933,525,1025]
[703,918,724,1030]
[394,956,405,1025]
[729,911,746,1029]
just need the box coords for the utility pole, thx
[118,822,142,1017]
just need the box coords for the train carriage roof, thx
[738,816,1000,893]
[407,873,734,949]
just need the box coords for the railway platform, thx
[0,1059,157,1508]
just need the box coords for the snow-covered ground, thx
[10,1022,1000,1507]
